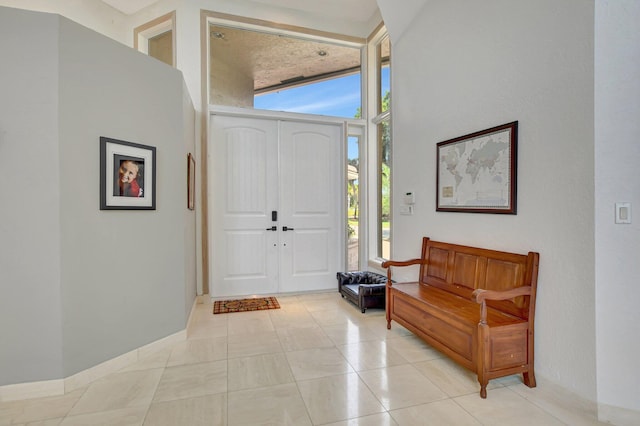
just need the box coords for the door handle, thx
[266,226,277,231]
[282,226,294,231]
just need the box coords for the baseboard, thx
[0,328,188,402]
[0,378,65,402]
[185,297,199,338]
[64,330,186,393]
[598,402,640,426]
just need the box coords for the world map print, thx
[438,127,513,209]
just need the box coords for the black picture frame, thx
[100,137,156,210]
[436,121,518,214]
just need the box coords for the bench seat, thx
[392,283,526,327]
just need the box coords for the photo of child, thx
[101,136,156,210]
[113,156,144,198]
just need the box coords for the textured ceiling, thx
[210,25,362,92]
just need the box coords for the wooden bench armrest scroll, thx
[472,286,532,324]
[381,258,424,285]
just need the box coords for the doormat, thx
[213,297,280,314]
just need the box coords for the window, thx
[207,21,363,116]
[134,11,176,67]
[347,131,362,271]
[373,34,391,260]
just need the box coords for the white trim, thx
[0,379,65,402]
[209,104,365,127]
[372,109,390,125]
[185,297,199,339]
[598,403,640,425]
[64,348,141,393]
[0,300,199,402]
[206,15,365,49]
[134,11,176,66]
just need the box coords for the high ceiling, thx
[101,0,383,95]
[101,0,160,15]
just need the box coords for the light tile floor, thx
[1,292,606,425]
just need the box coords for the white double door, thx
[209,114,344,297]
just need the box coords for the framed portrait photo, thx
[100,137,156,210]
[436,121,517,214]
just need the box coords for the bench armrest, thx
[472,286,532,324]
[381,258,424,284]
[472,286,532,303]
[381,258,423,269]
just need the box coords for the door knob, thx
[266,226,277,231]
[282,226,294,231]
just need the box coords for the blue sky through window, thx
[255,67,389,157]
[254,73,362,118]
[254,67,389,119]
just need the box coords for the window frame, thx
[134,11,176,67]
[366,26,392,266]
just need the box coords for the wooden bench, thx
[382,237,540,398]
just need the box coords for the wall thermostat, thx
[404,192,415,205]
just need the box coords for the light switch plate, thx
[615,202,631,224]
[399,205,413,215]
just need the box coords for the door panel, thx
[210,115,279,297]
[291,230,329,273]
[279,121,342,293]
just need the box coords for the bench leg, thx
[477,322,489,398]
[523,329,536,388]
[479,383,488,399]
[523,369,537,388]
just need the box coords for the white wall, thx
[595,0,640,422]
[56,15,193,376]
[0,0,128,42]
[0,6,197,384]
[388,0,597,401]
[183,80,198,319]
[0,7,64,385]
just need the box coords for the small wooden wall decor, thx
[187,153,195,210]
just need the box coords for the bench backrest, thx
[419,237,539,320]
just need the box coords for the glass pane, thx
[255,73,362,118]
[148,30,173,66]
[379,36,390,114]
[378,120,391,260]
[347,135,360,271]
[209,24,362,116]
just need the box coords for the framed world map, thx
[436,121,518,214]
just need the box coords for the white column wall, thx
[0,0,128,42]
[594,0,640,422]
[387,0,597,401]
